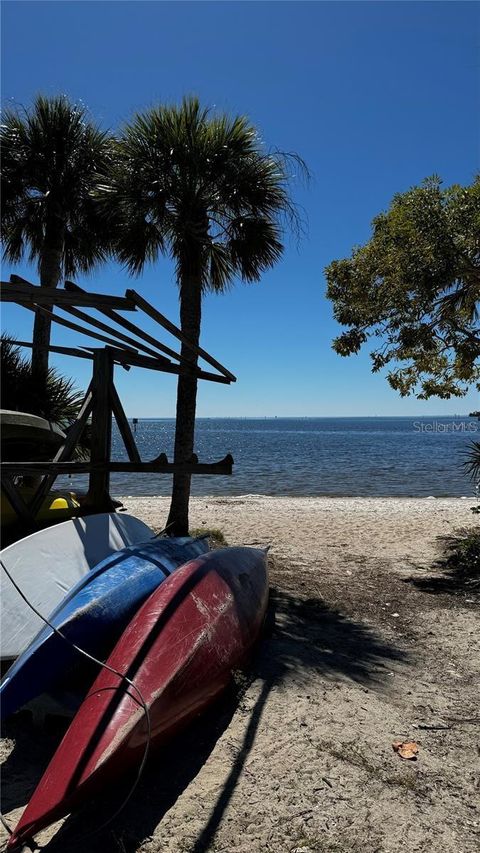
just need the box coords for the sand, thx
[1,496,479,853]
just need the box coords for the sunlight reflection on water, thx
[55,417,478,498]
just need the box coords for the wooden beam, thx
[3,277,136,311]
[2,339,94,360]
[10,336,129,372]
[55,387,94,461]
[65,281,185,365]
[60,302,173,365]
[28,386,94,517]
[14,298,220,380]
[1,477,35,526]
[78,346,131,371]
[109,382,141,464]
[126,289,237,382]
[1,453,234,476]
[108,346,232,384]
[7,275,234,381]
[29,304,141,354]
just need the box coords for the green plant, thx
[189,527,228,547]
[1,336,84,426]
[439,528,480,585]
[462,441,480,513]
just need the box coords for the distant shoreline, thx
[125,415,478,420]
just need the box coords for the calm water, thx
[57,417,480,498]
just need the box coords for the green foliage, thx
[325,176,480,398]
[189,527,228,547]
[463,441,480,513]
[408,527,480,594]
[1,94,113,276]
[463,440,480,483]
[440,529,480,585]
[96,96,308,290]
[1,336,84,428]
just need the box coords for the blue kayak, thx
[0,536,209,719]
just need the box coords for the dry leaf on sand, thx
[392,740,419,760]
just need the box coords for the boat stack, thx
[0,514,269,850]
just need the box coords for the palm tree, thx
[1,95,113,384]
[99,96,307,535]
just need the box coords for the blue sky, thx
[1,1,479,417]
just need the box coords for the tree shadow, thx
[186,590,406,853]
[404,529,480,596]
[258,588,406,686]
[2,585,408,853]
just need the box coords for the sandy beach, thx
[1,496,479,853]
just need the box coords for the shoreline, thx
[118,494,476,569]
[118,494,475,501]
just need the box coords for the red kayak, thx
[8,547,268,850]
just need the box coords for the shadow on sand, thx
[404,529,480,597]
[1,587,407,853]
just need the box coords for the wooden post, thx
[110,383,141,463]
[85,349,115,512]
[1,477,35,528]
[28,384,94,518]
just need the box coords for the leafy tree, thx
[98,96,306,535]
[325,176,480,399]
[1,95,113,384]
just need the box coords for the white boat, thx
[0,512,154,661]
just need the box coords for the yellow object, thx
[1,487,80,528]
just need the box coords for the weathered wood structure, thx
[1,275,235,532]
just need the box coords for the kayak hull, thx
[0,536,208,719]
[0,513,154,661]
[8,547,268,850]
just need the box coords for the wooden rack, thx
[1,276,235,531]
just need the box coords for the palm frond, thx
[97,96,308,289]
[1,94,113,276]
[463,441,480,484]
[0,335,85,427]
[227,217,284,282]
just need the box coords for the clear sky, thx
[1,1,479,417]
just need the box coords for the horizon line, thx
[124,413,477,420]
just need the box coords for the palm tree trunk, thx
[166,266,203,537]
[32,234,63,387]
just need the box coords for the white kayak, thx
[0,512,154,661]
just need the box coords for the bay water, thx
[58,416,480,499]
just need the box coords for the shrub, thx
[440,528,480,585]
[1,336,84,426]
